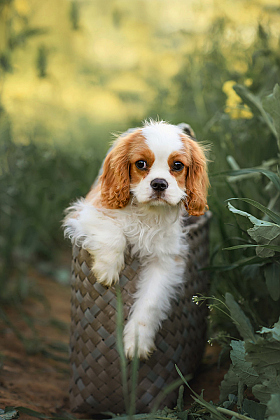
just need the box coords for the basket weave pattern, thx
[69,213,211,414]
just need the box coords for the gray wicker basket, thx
[69,212,211,414]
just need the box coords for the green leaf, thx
[250,226,280,258]
[259,318,280,341]
[224,244,280,252]
[219,365,239,402]
[233,84,263,114]
[228,198,280,226]
[176,385,184,412]
[226,168,280,193]
[221,318,280,408]
[263,84,280,149]
[12,407,86,420]
[225,293,256,342]
[208,255,271,272]
[242,399,266,420]
[115,285,129,414]
[0,409,19,420]
[151,376,187,415]
[129,328,140,417]
[245,325,280,404]
[227,202,280,257]
[264,264,280,301]
[175,366,226,420]
[252,374,280,404]
[230,340,259,386]
[266,394,280,420]
[246,337,280,375]
[14,407,49,418]
[233,84,278,139]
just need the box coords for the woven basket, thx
[69,212,211,414]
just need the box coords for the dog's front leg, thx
[88,223,127,287]
[64,204,127,287]
[123,255,185,359]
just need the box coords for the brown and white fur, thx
[64,120,209,359]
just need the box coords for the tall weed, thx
[0,111,103,301]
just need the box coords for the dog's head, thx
[100,121,209,216]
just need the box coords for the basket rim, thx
[184,210,212,232]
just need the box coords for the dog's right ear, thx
[181,134,209,216]
[100,130,140,209]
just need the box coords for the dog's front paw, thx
[90,252,125,287]
[123,319,156,360]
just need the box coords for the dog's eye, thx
[135,160,147,170]
[172,161,184,172]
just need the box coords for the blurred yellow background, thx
[1,0,279,147]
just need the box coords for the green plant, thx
[36,44,48,78]
[115,285,139,418]
[199,80,280,419]
[0,129,103,302]
[220,293,280,420]
[208,80,280,333]
[69,0,80,31]
[0,0,47,77]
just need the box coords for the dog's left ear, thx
[183,135,209,216]
[100,135,131,209]
[100,130,141,209]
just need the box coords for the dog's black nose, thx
[150,178,168,192]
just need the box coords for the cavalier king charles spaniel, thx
[64,120,209,359]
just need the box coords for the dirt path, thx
[0,269,227,419]
[0,271,72,419]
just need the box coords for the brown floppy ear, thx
[100,131,138,209]
[183,136,209,216]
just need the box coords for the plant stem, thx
[217,407,255,420]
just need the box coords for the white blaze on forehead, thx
[141,122,184,160]
[131,122,187,205]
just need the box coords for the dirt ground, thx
[0,268,228,420]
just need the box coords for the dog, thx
[63,120,209,359]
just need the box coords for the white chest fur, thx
[118,204,186,260]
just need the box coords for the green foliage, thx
[224,293,256,342]
[0,1,47,74]
[220,293,280,419]
[203,52,280,419]
[264,264,280,302]
[208,78,280,332]
[0,408,18,420]
[0,115,102,302]
[36,45,48,78]
[69,1,80,31]
[263,84,280,148]
[227,202,280,257]
[232,84,278,140]
[266,394,280,420]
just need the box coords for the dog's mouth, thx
[149,192,169,205]
[148,189,185,207]
[131,187,182,207]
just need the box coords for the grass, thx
[0,116,104,302]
